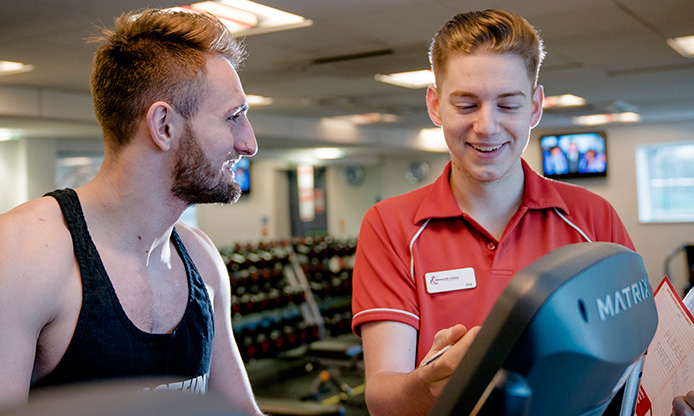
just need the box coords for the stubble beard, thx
[171,122,241,206]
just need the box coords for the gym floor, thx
[248,335,368,416]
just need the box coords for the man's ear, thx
[530,85,544,129]
[146,101,182,152]
[426,84,442,127]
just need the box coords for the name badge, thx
[425,267,476,294]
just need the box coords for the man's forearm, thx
[365,369,436,416]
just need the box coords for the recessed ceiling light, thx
[187,1,257,31]
[313,148,345,160]
[0,60,34,77]
[374,69,434,89]
[170,0,312,36]
[572,112,641,126]
[416,128,449,153]
[246,94,273,106]
[543,94,586,108]
[0,128,20,141]
[329,113,399,125]
[667,35,694,58]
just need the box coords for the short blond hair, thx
[429,9,545,86]
[90,9,246,149]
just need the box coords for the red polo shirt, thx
[351,159,634,365]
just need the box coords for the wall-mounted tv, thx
[540,132,607,179]
[234,157,251,193]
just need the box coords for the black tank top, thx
[32,189,214,392]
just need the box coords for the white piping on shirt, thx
[552,207,593,243]
[407,210,591,286]
[353,307,420,321]
[409,218,431,284]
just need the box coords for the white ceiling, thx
[1,0,693,151]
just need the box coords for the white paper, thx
[636,278,694,416]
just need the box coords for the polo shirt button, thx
[487,242,496,250]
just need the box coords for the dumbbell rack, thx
[221,237,356,363]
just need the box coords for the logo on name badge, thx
[425,267,476,294]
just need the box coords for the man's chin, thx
[172,183,241,206]
[225,190,242,204]
[209,186,241,205]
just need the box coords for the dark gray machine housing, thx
[429,242,658,416]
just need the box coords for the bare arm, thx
[0,201,75,409]
[0,249,39,407]
[207,253,263,416]
[179,225,263,416]
[361,321,479,416]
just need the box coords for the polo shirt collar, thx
[520,159,571,214]
[413,162,463,223]
[413,159,571,224]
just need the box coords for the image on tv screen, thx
[540,132,607,178]
[235,158,251,193]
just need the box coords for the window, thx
[55,154,197,227]
[636,141,694,223]
[55,154,103,189]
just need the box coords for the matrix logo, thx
[595,278,652,321]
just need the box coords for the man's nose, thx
[235,118,257,156]
[473,105,501,137]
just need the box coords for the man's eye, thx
[499,101,523,110]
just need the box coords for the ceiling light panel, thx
[375,69,435,89]
[174,0,312,36]
[313,148,345,160]
[667,35,694,58]
[0,60,34,77]
[246,94,273,106]
[572,112,641,126]
[0,128,20,141]
[328,113,399,125]
[543,94,586,108]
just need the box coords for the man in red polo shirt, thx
[351,9,634,416]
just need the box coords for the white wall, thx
[378,153,450,201]
[199,150,452,246]
[25,138,58,201]
[326,163,382,239]
[0,137,106,213]
[0,137,56,211]
[197,159,292,247]
[0,140,22,210]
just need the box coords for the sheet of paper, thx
[636,277,694,416]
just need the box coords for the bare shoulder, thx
[0,197,78,306]
[173,222,228,293]
[0,197,75,264]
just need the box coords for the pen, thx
[420,344,452,367]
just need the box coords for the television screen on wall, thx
[540,132,607,179]
[234,158,251,193]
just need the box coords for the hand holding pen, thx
[417,324,481,398]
